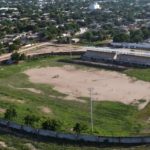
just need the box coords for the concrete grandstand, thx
[82,47,150,67]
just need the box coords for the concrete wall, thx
[118,54,150,66]
[82,50,115,62]
[82,50,150,67]
[1,119,150,145]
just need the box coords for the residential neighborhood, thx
[0,0,150,55]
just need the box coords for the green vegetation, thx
[1,132,150,150]
[42,119,62,131]
[73,123,87,134]
[113,27,150,43]
[125,69,150,82]
[1,0,150,54]
[121,68,150,135]
[0,56,150,136]
[24,114,40,126]
[4,107,17,120]
[11,52,26,62]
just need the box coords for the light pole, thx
[69,37,72,59]
[88,87,94,132]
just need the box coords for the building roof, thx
[89,2,101,10]
[111,42,150,49]
[86,47,150,58]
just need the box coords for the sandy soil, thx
[0,141,7,148]
[9,85,42,94]
[18,88,42,94]
[0,108,6,114]
[24,143,37,150]
[26,44,84,56]
[39,106,52,114]
[0,42,84,62]
[25,65,150,107]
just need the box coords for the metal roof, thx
[86,47,150,58]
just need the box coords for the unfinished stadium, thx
[81,47,150,67]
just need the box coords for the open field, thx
[25,65,150,109]
[0,56,150,137]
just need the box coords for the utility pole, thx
[88,88,94,132]
[69,37,72,59]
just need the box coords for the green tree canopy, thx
[11,52,26,62]
[73,122,87,134]
[113,33,130,42]
[4,107,17,120]
[24,114,39,126]
[42,119,62,131]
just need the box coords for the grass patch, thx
[0,56,149,136]
[125,69,150,82]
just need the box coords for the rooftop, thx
[86,47,150,58]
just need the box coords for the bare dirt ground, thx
[9,85,42,94]
[25,65,150,108]
[0,42,84,62]
[0,141,7,148]
[18,88,42,94]
[24,143,37,150]
[39,106,52,114]
[26,44,84,56]
[0,108,6,114]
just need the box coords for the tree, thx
[9,39,21,52]
[11,52,26,62]
[141,27,150,40]
[19,54,26,60]
[24,114,39,126]
[73,123,87,134]
[9,44,18,52]
[4,107,17,120]
[42,119,62,131]
[84,31,93,42]
[130,30,144,43]
[113,33,130,42]
[11,52,20,61]
[0,43,5,55]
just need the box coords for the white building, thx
[0,7,18,11]
[89,2,101,10]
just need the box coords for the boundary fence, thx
[0,119,150,145]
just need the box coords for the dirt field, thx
[25,65,150,108]
[0,42,84,62]
[26,44,85,56]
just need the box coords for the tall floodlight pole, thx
[89,88,94,132]
[69,37,72,59]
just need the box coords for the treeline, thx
[113,27,150,43]
[0,39,22,55]
[78,26,150,44]
[3,107,88,134]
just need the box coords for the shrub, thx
[11,52,26,62]
[4,107,17,120]
[42,119,62,131]
[73,122,87,134]
[24,114,39,126]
